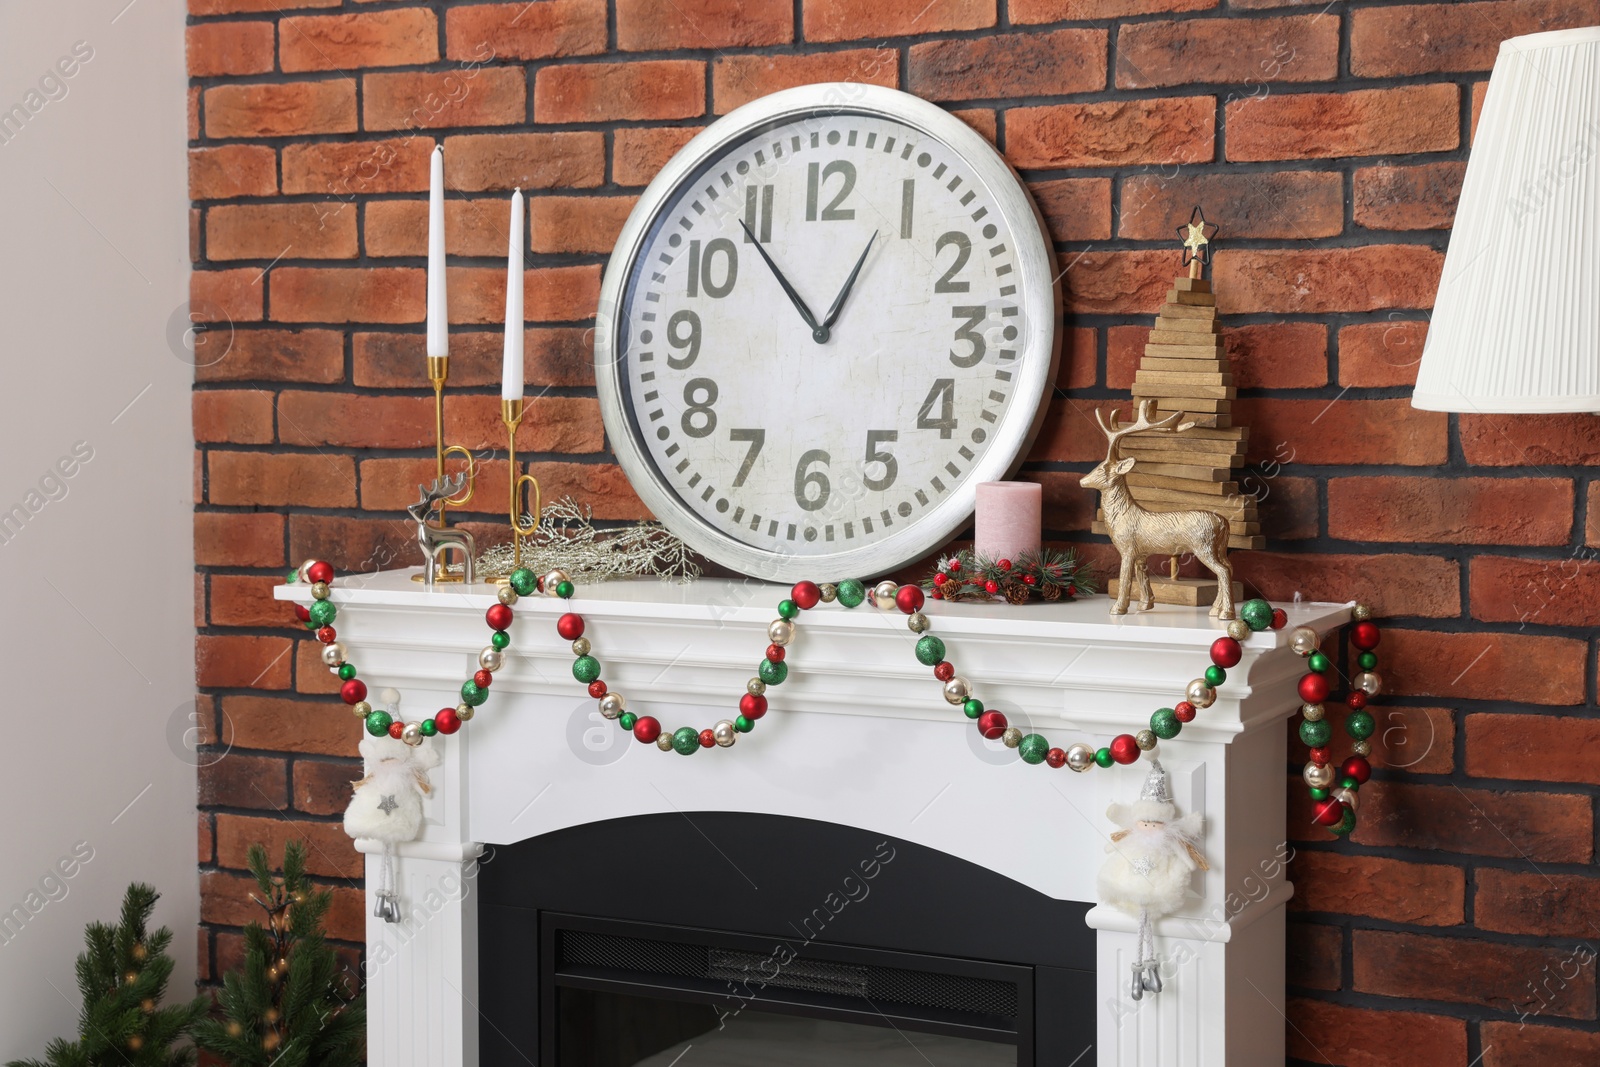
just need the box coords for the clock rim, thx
[594,82,1062,584]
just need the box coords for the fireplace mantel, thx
[278,572,1349,1066]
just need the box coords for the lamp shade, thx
[1413,26,1600,412]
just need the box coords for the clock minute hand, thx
[739,220,826,343]
[821,231,878,333]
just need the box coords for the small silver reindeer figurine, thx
[1082,401,1235,620]
[408,473,476,589]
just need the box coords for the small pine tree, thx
[191,840,364,1067]
[6,883,208,1067]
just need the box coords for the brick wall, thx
[187,1,1600,1062]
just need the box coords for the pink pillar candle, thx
[974,481,1041,563]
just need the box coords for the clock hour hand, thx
[739,220,827,343]
[820,231,878,333]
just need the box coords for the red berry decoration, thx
[307,561,334,585]
[556,613,585,640]
[1109,734,1141,765]
[930,588,944,599]
[1298,672,1330,703]
[895,584,925,614]
[1312,798,1346,826]
[998,559,1013,572]
[486,604,513,631]
[1045,747,1067,769]
[388,721,405,740]
[632,716,661,744]
[1210,636,1242,668]
[933,661,956,682]
[933,573,948,587]
[1309,746,1331,766]
[977,711,1008,740]
[947,558,961,572]
[294,604,311,623]
[766,644,786,663]
[1270,608,1288,630]
[473,669,493,689]
[984,579,1000,594]
[435,708,461,735]
[340,679,368,705]
[588,680,607,698]
[699,729,716,749]
[1346,690,1368,710]
[1351,621,1380,650]
[739,693,767,720]
[1174,701,1196,723]
[792,581,821,610]
[316,627,337,645]
[1022,574,1037,586]
[1341,755,1372,784]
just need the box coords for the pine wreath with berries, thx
[922,547,1097,605]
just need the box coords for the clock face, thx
[597,85,1059,582]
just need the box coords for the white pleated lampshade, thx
[1413,26,1600,412]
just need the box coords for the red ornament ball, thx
[1351,621,1381,650]
[984,579,1000,595]
[933,573,948,587]
[1109,734,1141,765]
[434,708,461,735]
[792,581,821,610]
[294,604,311,623]
[556,613,585,640]
[588,680,608,699]
[1210,636,1243,668]
[307,561,334,585]
[1174,701,1197,723]
[1309,746,1331,766]
[766,644,786,663]
[486,604,513,632]
[1346,690,1369,711]
[1312,798,1346,826]
[998,559,1013,572]
[933,661,956,682]
[316,627,337,645]
[895,584,925,614]
[632,716,661,744]
[388,721,405,740]
[739,693,768,720]
[1298,672,1331,704]
[1341,755,1372,784]
[1045,747,1067,769]
[1270,608,1288,630]
[340,679,368,706]
[473,669,493,689]
[698,729,716,749]
[977,711,1008,740]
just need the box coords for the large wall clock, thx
[595,83,1060,583]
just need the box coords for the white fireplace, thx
[278,572,1348,1066]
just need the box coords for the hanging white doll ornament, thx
[1098,758,1209,999]
[345,696,441,924]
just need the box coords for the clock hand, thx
[820,231,878,333]
[739,220,827,343]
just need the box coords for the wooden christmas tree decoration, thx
[1099,208,1256,608]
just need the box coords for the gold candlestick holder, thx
[411,356,478,584]
[501,397,541,573]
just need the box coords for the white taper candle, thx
[502,188,525,401]
[426,144,449,358]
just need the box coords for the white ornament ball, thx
[542,569,570,597]
[479,646,504,672]
[1334,787,1360,813]
[401,722,424,747]
[768,619,795,646]
[713,720,737,747]
[1066,743,1095,772]
[1290,626,1320,656]
[942,677,972,705]
[598,693,626,720]
[1186,679,1217,708]
[872,580,899,610]
[320,643,346,669]
[1354,671,1383,696]
[1302,761,1336,789]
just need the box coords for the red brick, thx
[224,695,361,758]
[435,266,506,325]
[1029,397,1112,465]
[280,10,438,73]
[1107,324,1143,390]
[366,198,511,258]
[1286,998,1465,1067]
[713,51,897,115]
[443,132,606,191]
[195,512,285,569]
[1476,868,1600,939]
[1009,97,1215,169]
[618,0,790,50]
[1286,922,1340,991]
[204,81,357,139]
[271,267,423,325]
[527,265,602,322]
[208,451,357,508]
[1224,322,1328,389]
[194,389,274,445]
[1590,483,1600,547]
[951,108,997,143]
[216,814,361,880]
[1234,397,1447,466]
[195,328,345,384]
[283,137,433,196]
[536,60,704,123]
[446,1,608,61]
[1213,245,1443,314]
[1235,551,1460,619]
[186,22,275,78]
[804,0,995,41]
[1338,320,1427,388]
[207,203,357,261]
[1394,629,1586,704]
[1032,179,1112,243]
[1061,249,1177,316]
[292,759,359,817]
[353,328,593,390]
[294,640,343,697]
[1470,555,1600,627]
[1459,413,1600,466]
[189,145,277,201]
[196,634,293,689]
[191,0,334,11]
[1227,84,1459,161]
[1117,15,1337,90]
[1058,327,1097,390]
[1119,170,1342,240]
[909,30,1107,101]
[533,463,650,519]
[1264,476,1318,541]
[192,268,264,323]
[188,86,200,141]
[614,127,702,187]
[1482,1021,1600,1067]
[358,458,470,512]
[1472,80,1489,142]
[198,814,214,868]
[1289,852,1464,925]
[364,68,527,131]
[278,392,434,449]
[209,574,292,629]
[1351,0,1600,77]
[288,514,425,574]
[1354,162,1465,231]
[1355,930,1594,1019]
[1329,476,1574,547]
[1012,0,1214,19]
[198,753,287,810]
[529,195,637,254]
[1467,713,1600,786]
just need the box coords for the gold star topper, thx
[1177,206,1218,271]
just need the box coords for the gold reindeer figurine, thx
[1082,401,1235,620]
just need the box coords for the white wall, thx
[0,0,196,1056]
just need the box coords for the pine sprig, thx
[921,546,1098,605]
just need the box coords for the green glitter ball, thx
[364,710,392,737]
[672,726,700,754]
[1309,786,1330,801]
[1307,651,1331,674]
[1346,709,1375,740]
[758,658,788,685]
[1299,718,1332,747]
[1150,707,1182,740]
[461,680,488,707]
[419,718,438,737]
[734,714,754,733]
[337,663,357,681]
[285,569,299,584]
[1094,747,1114,769]
[1330,807,1357,836]
[572,655,601,684]
[1018,734,1050,765]
[778,599,799,620]
[835,578,866,608]
[308,599,338,627]
[508,567,539,596]
[914,635,946,666]
[1358,651,1378,671]
[491,630,511,650]
[1238,598,1273,632]
[556,579,575,599]
[619,712,637,731]
[1204,665,1227,687]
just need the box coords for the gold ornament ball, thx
[598,693,626,720]
[1226,619,1251,642]
[351,700,372,719]
[310,581,330,600]
[768,619,795,646]
[819,583,837,603]
[571,637,591,656]
[1136,729,1158,751]
[1302,761,1336,789]
[747,677,767,696]
[1289,626,1320,656]
[479,646,504,672]
[1185,679,1217,708]
[320,642,346,669]
[1352,739,1372,757]
[713,720,738,747]
[1351,603,1373,622]
[456,702,475,722]
[1353,671,1383,696]
[656,734,674,751]
[942,676,972,705]
[1001,726,1023,748]
[401,722,424,747]
[872,580,899,610]
[497,585,519,606]
[542,569,570,597]
[907,612,930,634]
[1334,787,1360,813]
[1066,742,1095,772]
[1301,702,1325,722]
